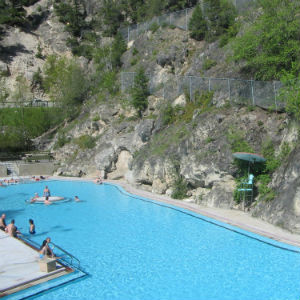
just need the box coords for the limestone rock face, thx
[252,145,300,233]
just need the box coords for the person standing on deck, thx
[43,186,51,197]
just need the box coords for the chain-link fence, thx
[121,72,284,111]
[119,0,256,43]
[0,100,55,108]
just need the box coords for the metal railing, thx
[20,236,82,270]
[121,72,285,111]
[0,100,56,108]
[119,0,256,43]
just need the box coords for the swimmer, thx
[94,176,103,185]
[44,196,52,205]
[0,213,7,231]
[74,196,80,202]
[30,192,39,203]
[29,219,36,234]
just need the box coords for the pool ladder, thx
[20,236,82,271]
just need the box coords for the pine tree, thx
[131,68,149,117]
[111,33,127,69]
[188,4,207,41]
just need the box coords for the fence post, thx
[251,80,255,106]
[121,72,123,92]
[189,76,192,101]
[228,78,231,102]
[185,8,188,30]
[273,81,278,112]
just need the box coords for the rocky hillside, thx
[1,0,300,233]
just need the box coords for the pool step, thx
[0,267,86,300]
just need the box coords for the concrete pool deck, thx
[0,230,68,297]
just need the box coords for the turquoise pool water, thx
[1,180,300,300]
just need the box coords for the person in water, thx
[6,219,21,237]
[30,193,39,203]
[40,237,54,258]
[29,219,36,234]
[74,196,80,202]
[43,186,51,197]
[0,213,7,231]
[44,196,52,205]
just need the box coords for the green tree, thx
[131,67,149,117]
[101,0,124,36]
[111,33,127,69]
[43,55,88,117]
[232,0,300,80]
[203,0,236,41]
[54,0,87,37]
[188,4,207,41]
[280,71,300,120]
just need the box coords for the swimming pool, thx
[1,180,300,300]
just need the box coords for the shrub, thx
[232,0,300,80]
[162,104,175,126]
[171,176,188,199]
[55,133,70,149]
[35,43,43,59]
[74,135,96,149]
[227,127,254,153]
[43,55,89,116]
[132,48,139,56]
[149,22,159,33]
[280,72,300,120]
[203,58,217,70]
[111,33,127,69]
[32,68,44,90]
[188,4,207,41]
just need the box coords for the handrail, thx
[49,242,81,269]
[19,236,81,270]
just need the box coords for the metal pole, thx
[185,8,188,30]
[228,78,231,102]
[251,80,255,106]
[121,72,123,92]
[273,81,278,112]
[189,76,192,101]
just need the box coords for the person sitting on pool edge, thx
[6,219,21,237]
[40,237,54,258]
[43,185,51,197]
[29,219,36,234]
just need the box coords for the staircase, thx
[5,162,19,177]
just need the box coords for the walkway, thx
[0,231,67,297]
